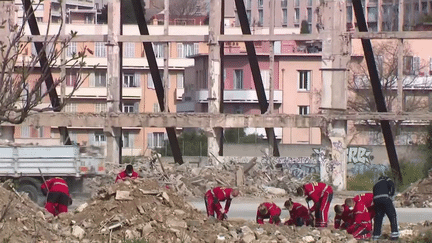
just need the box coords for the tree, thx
[0,1,90,124]
[162,130,207,156]
[348,41,429,144]
[300,20,310,34]
[149,0,208,20]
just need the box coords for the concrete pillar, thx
[106,0,122,164]
[207,1,223,164]
[397,0,405,112]
[163,0,169,112]
[319,0,350,190]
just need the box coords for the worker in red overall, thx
[296,182,333,227]
[115,164,139,182]
[352,193,375,219]
[204,187,239,220]
[256,202,282,225]
[334,204,354,230]
[41,177,72,216]
[284,198,313,226]
[345,198,372,240]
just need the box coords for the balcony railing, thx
[55,87,141,98]
[196,89,283,103]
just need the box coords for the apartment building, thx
[11,23,208,156]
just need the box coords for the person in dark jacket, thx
[372,176,399,241]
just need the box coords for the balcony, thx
[196,89,282,103]
[56,87,141,99]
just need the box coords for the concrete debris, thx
[75,202,88,213]
[115,190,133,200]
[71,225,85,239]
[302,235,315,243]
[396,173,432,208]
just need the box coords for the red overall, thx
[284,202,313,226]
[115,170,139,182]
[334,204,354,230]
[303,182,333,227]
[256,202,282,225]
[204,187,234,220]
[41,177,71,216]
[354,193,375,219]
[347,202,372,240]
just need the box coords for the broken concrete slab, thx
[71,225,85,240]
[115,191,133,200]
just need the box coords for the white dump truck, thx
[0,145,104,205]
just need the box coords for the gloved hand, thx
[222,213,228,220]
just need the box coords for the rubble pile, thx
[396,172,432,208]
[1,179,432,242]
[90,157,314,199]
[0,183,59,242]
[37,178,360,243]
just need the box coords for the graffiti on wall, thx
[346,147,373,164]
[264,156,320,179]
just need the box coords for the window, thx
[194,43,199,54]
[298,70,311,91]
[281,0,288,8]
[260,70,270,89]
[404,56,420,75]
[153,103,161,112]
[37,127,44,138]
[124,42,135,58]
[299,106,310,115]
[246,0,252,9]
[95,103,107,113]
[94,71,106,87]
[64,103,77,113]
[177,43,196,58]
[177,72,184,89]
[282,9,288,25]
[247,10,252,24]
[295,0,300,7]
[294,8,300,23]
[258,0,263,8]
[85,14,92,24]
[148,73,155,89]
[234,70,244,90]
[123,73,137,87]
[123,103,138,113]
[307,0,313,6]
[258,10,264,26]
[66,70,77,87]
[148,132,165,148]
[153,43,165,58]
[347,6,353,23]
[21,126,30,138]
[95,42,106,57]
[122,132,134,148]
[307,8,312,23]
[67,42,77,57]
[93,132,106,146]
[375,55,383,75]
[68,131,77,143]
[367,7,378,22]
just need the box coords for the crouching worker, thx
[284,198,313,226]
[115,164,139,183]
[345,198,372,240]
[334,204,354,230]
[256,202,282,225]
[204,187,239,220]
[41,177,72,216]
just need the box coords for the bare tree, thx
[0,1,92,124]
[148,0,208,20]
[348,41,430,144]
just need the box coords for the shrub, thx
[347,170,377,191]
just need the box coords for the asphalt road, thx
[189,197,432,224]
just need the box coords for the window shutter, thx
[177,43,183,58]
[89,132,95,145]
[413,56,420,75]
[130,134,135,148]
[134,73,140,87]
[147,133,153,148]
[89,72,95,87]
[307,71,311,90]
[134,102,139,113]
[148,73,154,89]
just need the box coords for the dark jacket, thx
[373,176,395,198]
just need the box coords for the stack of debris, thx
[396,172,432,208]
[1,179,432,242]
[94,156,315,199]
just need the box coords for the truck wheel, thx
[17,184,39,203]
